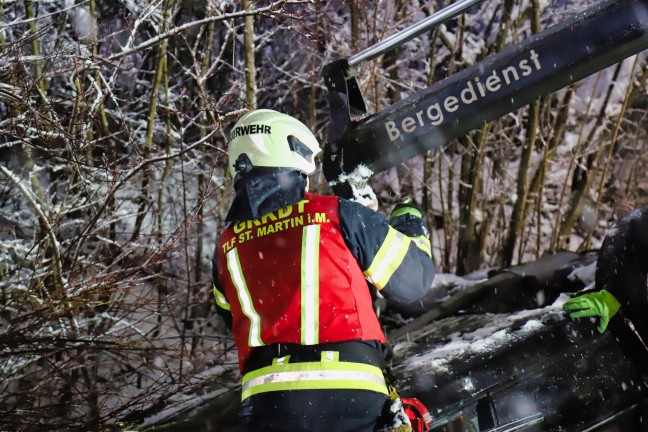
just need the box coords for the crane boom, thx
[323,0,648,197]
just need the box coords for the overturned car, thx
[387,250,648,431]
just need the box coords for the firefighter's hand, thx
[563,290,621,333]
[389,196,428,238]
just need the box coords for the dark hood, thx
[225,168,307,223]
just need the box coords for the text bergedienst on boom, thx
[385,49,542,141]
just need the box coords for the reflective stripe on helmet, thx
[241,355,388,400]
[364,227,411,290]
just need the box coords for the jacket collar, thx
[225,168,307,223]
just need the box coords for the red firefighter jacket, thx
[213,192,435,372]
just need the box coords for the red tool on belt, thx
[402,397,433,432]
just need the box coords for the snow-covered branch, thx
[107,1,287,62]
[0,165,64,292]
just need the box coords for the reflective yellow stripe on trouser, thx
[241,351,388,401]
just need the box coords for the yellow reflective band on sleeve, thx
[226,249,264,347]
[212,284,230,311]
[301,225,320,345]
[241,361,388,400]
[412,235,431,257]
[364,227,411,290]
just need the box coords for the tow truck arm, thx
[322,0,648,197]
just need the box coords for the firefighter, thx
[212,109,436,432]
[563,207,648,360]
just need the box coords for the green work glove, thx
[563,290,621,333]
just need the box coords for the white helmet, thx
[228,109,322,179]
